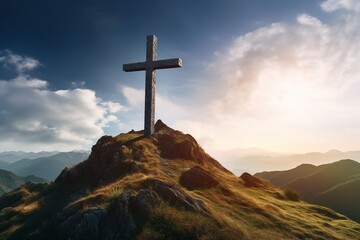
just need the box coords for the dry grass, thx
[14,202,39,214]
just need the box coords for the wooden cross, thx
[123,35,182,136]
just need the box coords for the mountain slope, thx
[313,176,360,222]
[0,169,48,195]
[0,121,359,240]
[0,169,24,195]
[3,152,89,180]
[255,160,360,222]
[284,160,360,200]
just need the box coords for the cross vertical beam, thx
[145,35,157,135]
[123,35,182,136]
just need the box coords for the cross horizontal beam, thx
[153,58,182,69]
[123,58,182,72]
[123,62,146,72]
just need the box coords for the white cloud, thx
[0,51,124,151]
[297,14,323,27]
[11,76,48,88]
[0,50,40,73]
[175,8,360,154]
[321,0,360,12]
[121,86,186,123]
[122,86,143,107]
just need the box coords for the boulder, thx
[240,172,268,188]
[58,207,111,240]
[179,166,219,190]
[142,178,207,212]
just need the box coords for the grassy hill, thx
[3,152,89,180]
[0,121,358,239]
[255,160,360,222]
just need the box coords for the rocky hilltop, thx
[0,120,359,240]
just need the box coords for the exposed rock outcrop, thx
[142,178,207,212]
[179,166,219,190]
[155,121,230,172]
[240,172,269,188]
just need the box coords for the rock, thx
[143,178,207,212]
[58,207,115,240]
[56,190,151,240]
[74,208,108,240]
[115,191,138,238]
[113,189,159,239]
[130,189,158,222]
[154,121,230,173]
[240,172,268,188]
[179,166,219,190]
[55,141,144,187]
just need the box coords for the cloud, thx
[122,86,143,107]
[0,50,40,73]
[321,0,360,12]
[0,51,124,151]
[71,81,86,88]
[175,7,360,154]
[121,86,186,123]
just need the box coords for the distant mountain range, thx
[0,151,59,163]
[1,151,89,180]
[216,149,360,174]
[0,151,90,196]
[255,159,360,222]
[0,169,48,195]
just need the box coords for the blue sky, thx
[1,0,360,154]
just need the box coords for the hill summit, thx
[0,120,359,240]
[55,120,228,187]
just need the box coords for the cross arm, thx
[153,58,182,70]
[123,61,146,72]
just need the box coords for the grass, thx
[137,200,246,240]
[0,127,359,239]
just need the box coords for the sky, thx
[1,0,360,154]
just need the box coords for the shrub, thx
[283,188,301,201]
